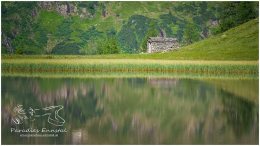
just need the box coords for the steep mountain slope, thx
[1,1,219,54]
[1,1,258,55]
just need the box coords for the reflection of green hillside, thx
[85,78,258,144]
[221,90,258,139]
[2,77,103,144]
[2,77,258,144]
[203,79,258,103]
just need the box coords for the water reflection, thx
[221,90,258,141]
[1,77,258,144]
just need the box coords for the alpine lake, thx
[1,75,258,144]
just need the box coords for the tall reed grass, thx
[2,58,258,79]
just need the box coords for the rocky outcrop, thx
[2,33,14,53]
[31,8,38,18]
[38,2,52,10]
[38,2,76,16]
[37,2,96,18]
[56,4,68,16]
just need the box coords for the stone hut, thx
[147,37,179,53]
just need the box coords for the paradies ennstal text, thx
[11,128,67,133]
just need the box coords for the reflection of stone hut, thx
[148,78,179,88]
[147,37,179,53]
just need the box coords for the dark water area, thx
[1,77,258,144]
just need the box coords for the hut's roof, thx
[148,37,177,42]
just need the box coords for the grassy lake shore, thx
[2,56,258,79]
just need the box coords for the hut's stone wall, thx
[147,37,179,53]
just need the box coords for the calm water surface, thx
[1,77,258,144]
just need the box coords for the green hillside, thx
[12,18,256,60]
[69,18,257,60]
[2,1,258,55]
[143,18,259,60]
